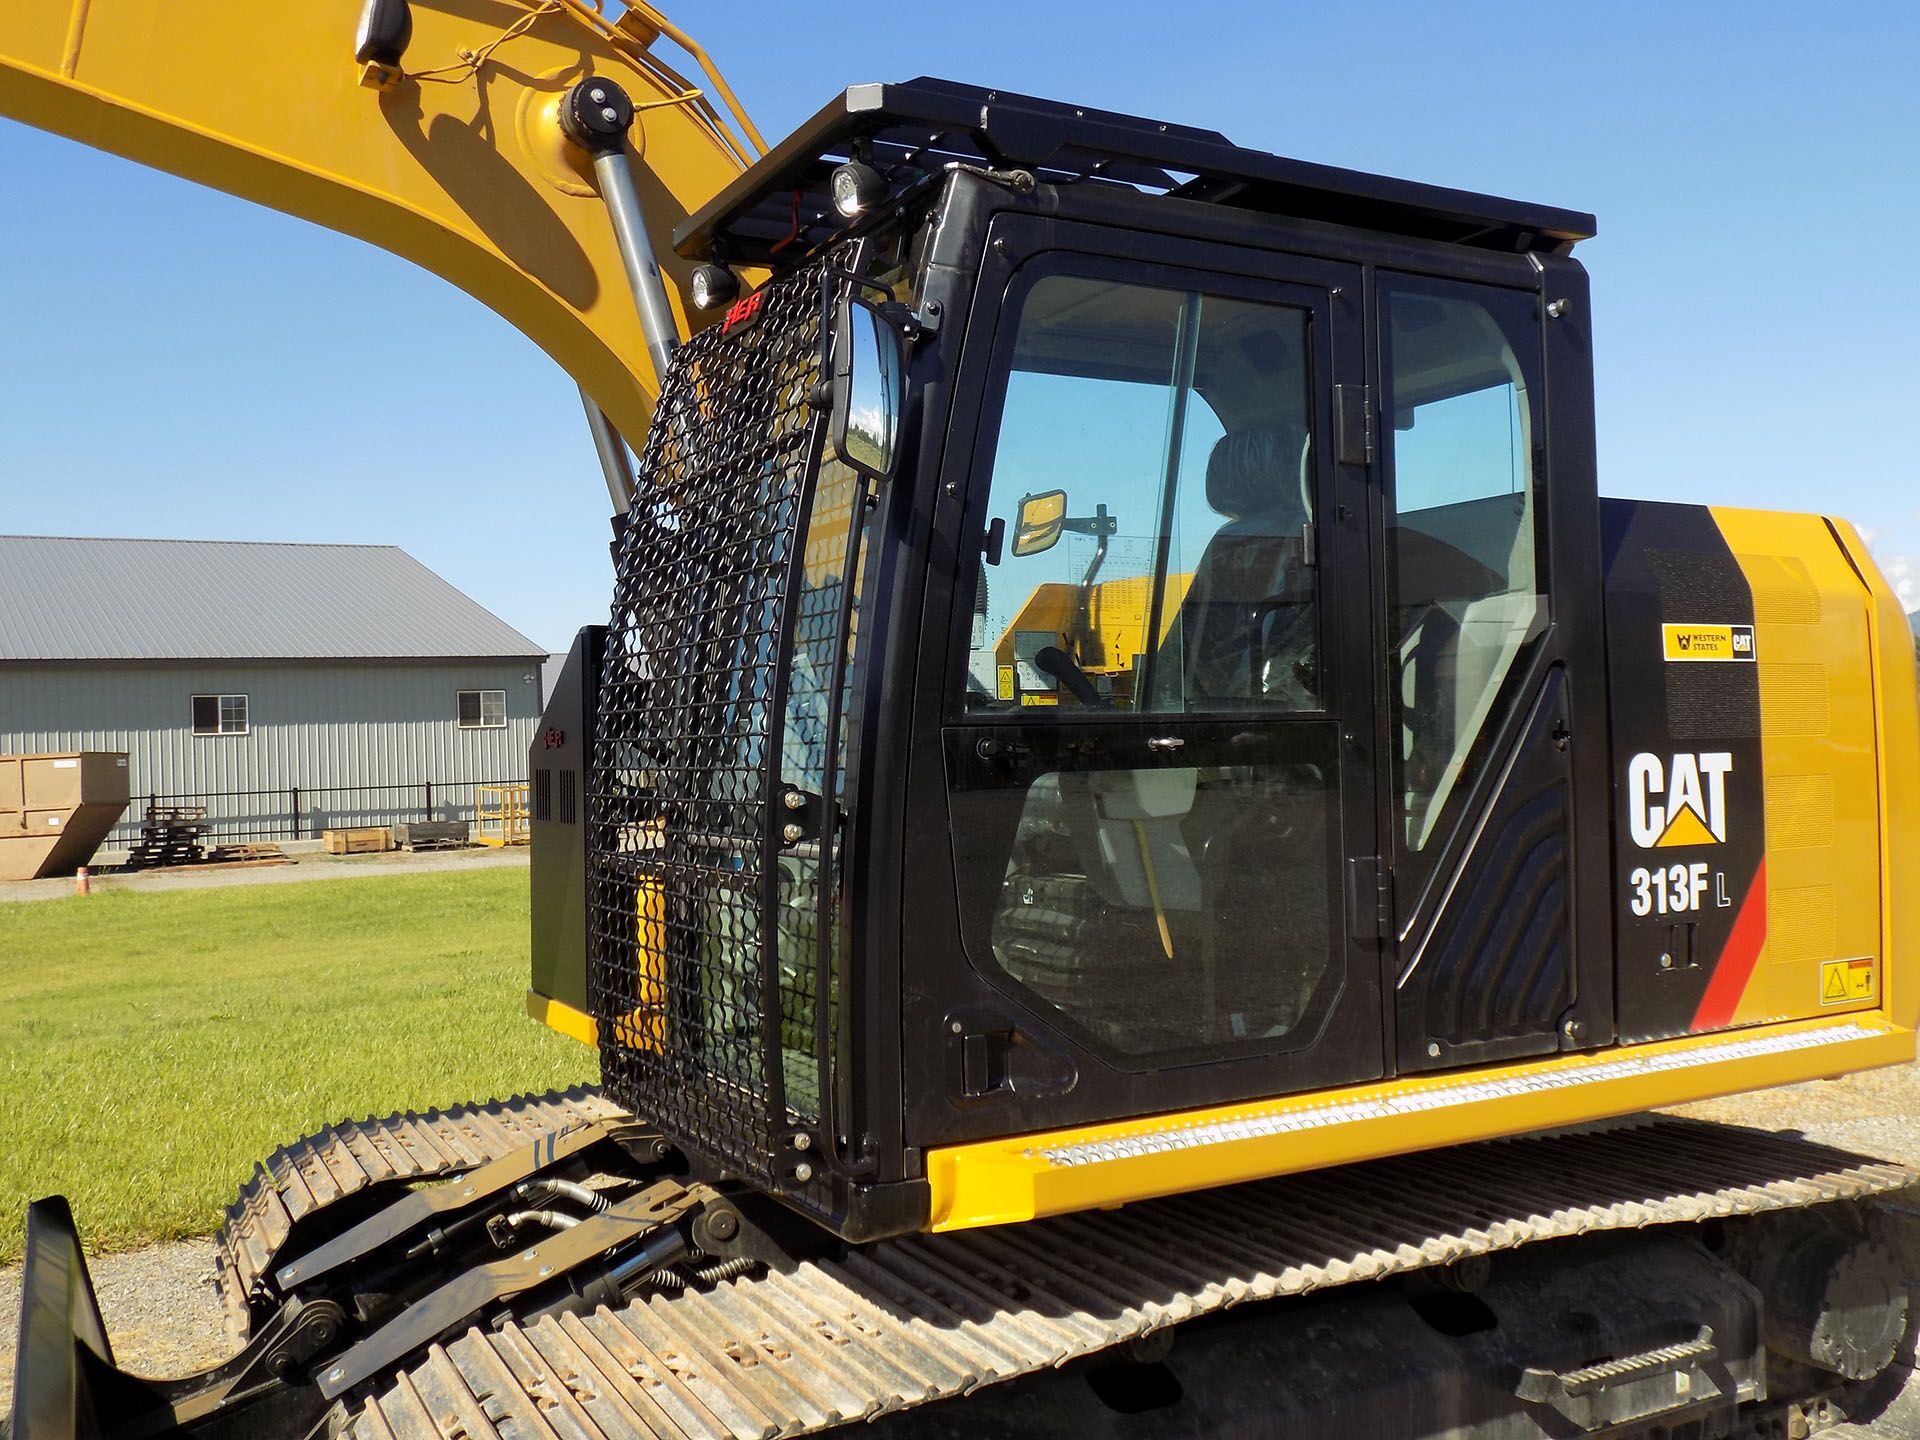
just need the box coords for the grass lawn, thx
[0,869,596,1264]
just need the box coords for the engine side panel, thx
[1600,499,1769,1041]
[1602,500,1886,1043]
[1712,508,1885,1030]
[1826,515,1920,1037]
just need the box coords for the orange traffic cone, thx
[75,866,91,896]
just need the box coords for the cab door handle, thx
[1146,736,1185,752]
[974,736,1028,760]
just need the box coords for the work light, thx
[830,160,887,219]
[690,264,740,311]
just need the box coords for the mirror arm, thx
[818,265,934,339]
[1059,515,1118,538]
[818,264,893,302]
[1078,507,1112,590]
[1070,504,1113,661]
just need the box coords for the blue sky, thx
[4,2,1917,650]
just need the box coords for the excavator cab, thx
[525,77,1629,1240]
[515,76,1920,1254]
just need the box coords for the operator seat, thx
[1165,423,1315,709]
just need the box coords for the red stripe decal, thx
[1690,858,1768,1032]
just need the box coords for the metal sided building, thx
[0,535,548,844]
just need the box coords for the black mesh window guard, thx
[587,259,863,1192]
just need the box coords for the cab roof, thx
[674,77,1596,267]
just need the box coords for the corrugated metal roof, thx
[0,535,545,662]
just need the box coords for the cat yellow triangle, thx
[1655,806,1718,847]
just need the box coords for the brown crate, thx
[321,827,393,855]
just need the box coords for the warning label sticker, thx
[1820,956,1875,1006]
[1663,623,1756,663]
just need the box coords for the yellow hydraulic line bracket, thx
[0,0,758,443]
[622,873,669,1053]
[592,0,767,159]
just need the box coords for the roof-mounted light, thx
[829,160,888,220]
[690,264,740,311]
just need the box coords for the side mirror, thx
[1011,489,1068,557]
[831,296,905,478]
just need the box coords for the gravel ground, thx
[0,1238,233,1416]
[0,843,527,905]
[1669,1059,1920,1166]
[3,1060,1915,1421]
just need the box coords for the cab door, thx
[1372,271,1613,1072]
[902,216,1383,1145]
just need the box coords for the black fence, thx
[105,778,523,849]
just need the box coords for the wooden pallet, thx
[125,805,211,870]
[205,844,293,868]
[393,821,469,851]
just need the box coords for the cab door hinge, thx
[1334,384,1373,467]
[1347,856,1392,941]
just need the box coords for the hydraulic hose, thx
[642,1256,757,1289]
[516,1177,612,1214]
[691,1257,758,1283]
[504,1209,581,1232]
[408,1178,609,1258]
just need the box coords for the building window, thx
[191,694,249,736]
[458,689,507,729]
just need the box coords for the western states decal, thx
[1661,623,1756,663]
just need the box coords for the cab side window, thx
[946,266,1341,1060]
[961,273,1320,716]
[1383,280,1546,861]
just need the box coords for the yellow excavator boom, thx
[0,0,760,446]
